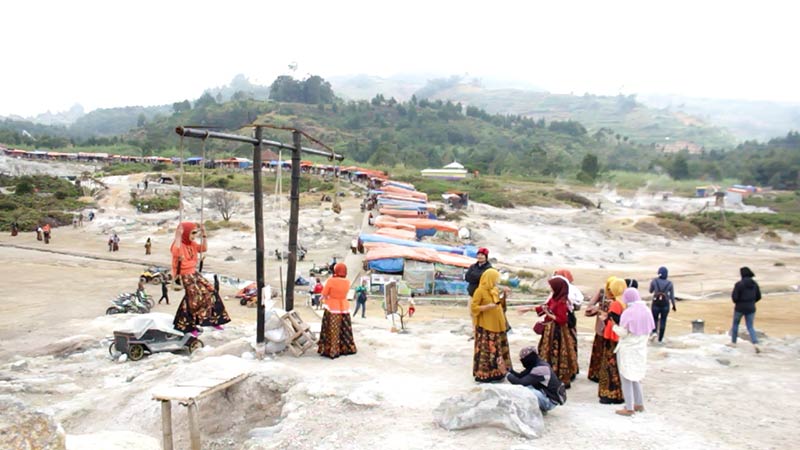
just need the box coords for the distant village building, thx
[420,161,468,180]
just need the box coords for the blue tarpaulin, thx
[368,258,404,273]
[426,280,469,295]
[415,228,437,239]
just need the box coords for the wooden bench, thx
[152,370,249,450]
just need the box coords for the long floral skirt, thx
[587,333,605,383]
[538,322,579,387]
[473,326,512,382]
[318,310,357,358]
[598,338,625,404]
[173,272,231,332]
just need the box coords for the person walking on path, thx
[613,288,656,416]
[144,238,152,255]
[158,278,170,305]
[649,266,676,343]
[727,267,762,353]
[42,224,51,244]
[353,280,368,318]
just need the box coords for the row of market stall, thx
[0,147,388,180]
[361,179,476,296]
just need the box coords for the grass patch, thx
[130,191,180,212]
[203,219,251,232]
[178,170,336,193]
[0,175,87,230]
[97,163,163,177]
[656,210,800,239]
[744,191,800,214]
[604,171,739,196]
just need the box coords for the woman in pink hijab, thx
[613,287,656,416]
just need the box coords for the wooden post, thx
[160,400,173,450]
[253,126,265,344]
[187,401,201,450]
[284,130,302,312]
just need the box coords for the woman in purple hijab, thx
[612,287,656,416]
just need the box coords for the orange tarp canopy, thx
[397,218,459,234]
[374,220,416,232]
[365,244,473,268]
[381,185,428,201]
[375,228,417,240]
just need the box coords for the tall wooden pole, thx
[284,130,302,311]
[253,126,266,343]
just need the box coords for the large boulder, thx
[433,385,544,439]
[0,395,66,449]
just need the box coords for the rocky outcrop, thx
[0,395,66,450]
[433,385,544,439]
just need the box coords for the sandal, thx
[615,409,634,416]
[634,405,644,412]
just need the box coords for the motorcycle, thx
[106,292,153,315]
[309,263,331,277]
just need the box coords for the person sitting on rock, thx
[507,346,567,413]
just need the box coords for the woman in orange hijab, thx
[586,276,617,383]
[318,262,357,358]
[596,277,627,404]
[171,222,230,336]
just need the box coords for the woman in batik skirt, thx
[586,276,618,382]
[171,222,230,336]
[596,277,627,404]
[535,277,579,388]
[318,262,357,358]
[470,268,512,382]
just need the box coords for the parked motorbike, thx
[106,293,152,315]
[309,263,331,277]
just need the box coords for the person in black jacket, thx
[507,346,566,412]
[465,248,492,297]
[728,267,761,352]
[649,266,675,343]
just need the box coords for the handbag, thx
[533,320,546,335]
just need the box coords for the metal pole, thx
[176,127,344,161]
[253,126,265,343]
[284,130,302,312]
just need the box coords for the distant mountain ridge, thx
[329,74,799,145]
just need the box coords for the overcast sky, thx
[1,0,798,117]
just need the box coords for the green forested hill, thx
[425,84,737,149]
[2,75,798,189]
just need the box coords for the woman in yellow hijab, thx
[470,268,513,382]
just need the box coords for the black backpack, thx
[652,291,669,307]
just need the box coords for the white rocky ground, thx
[1,155,799,449]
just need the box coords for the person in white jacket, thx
[613,287,656,416]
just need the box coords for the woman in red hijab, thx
[171,222,230,336]
[318,262,357,358]
[535,277,579,387]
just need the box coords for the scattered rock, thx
[716,358,731,366]
[0,395,66,450]
[10,360,28,372]
[33,335,98,358]
[225,256,236,261]
[545,251,553,256]
[433,385,544,439]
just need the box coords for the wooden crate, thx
[281,310,317,357]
